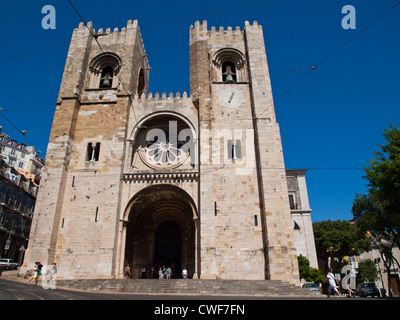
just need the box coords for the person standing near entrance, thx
[158,267,164,279]
[166,266,172,279]
[124,264,131,278]
[182,267,188,279]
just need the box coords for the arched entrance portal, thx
[154,221,182,271]
[123,185,197,279]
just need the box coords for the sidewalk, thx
[0,269,28,284]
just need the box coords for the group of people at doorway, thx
[124,263,189,279]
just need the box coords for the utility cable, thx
[0,110,33,145]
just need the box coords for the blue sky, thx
[0,0,399,222]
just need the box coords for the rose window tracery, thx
[132,115,194,170]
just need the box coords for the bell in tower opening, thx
[222,63,236,82]
[100,66,113,88]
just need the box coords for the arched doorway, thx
[154,221,182,276]
[123,185,197,279]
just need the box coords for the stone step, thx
[56,279,321,297]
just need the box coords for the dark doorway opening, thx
[154,220,182,277]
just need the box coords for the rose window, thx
[132,115,194,170]
[145,137,186,166]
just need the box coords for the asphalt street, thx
[0,270,398,301]
[1,270,398,320]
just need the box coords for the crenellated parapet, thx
[132,91,189,101]
[74,19,139,35]
[189,20,262,44]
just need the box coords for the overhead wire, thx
[1,1,398,173]
[0,111,34,145]
[0,0,279,64]
[251,0,400,123]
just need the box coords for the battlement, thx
[133,91,190,101]
[75,19,139,34]
[190,20,261,43]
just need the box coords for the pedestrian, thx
[150,264,155,278]
[141,265,146,278]
[166,266,172,279]
[36,262,43,286]
[171,263,175,278]
[50,262,57,285]
[158,267,164,279]
[347,287,355,298]
[25,262,39,285]
[182,267,188,279]
[124,264,131,278]
[325,269,341,297]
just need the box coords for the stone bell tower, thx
[190,20,299,283]
[22,20,150,278]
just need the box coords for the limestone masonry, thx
[21,19,317,284]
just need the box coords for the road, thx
[1,270,398,320]
[0,270,398,301]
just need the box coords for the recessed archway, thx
[122,184,197,279]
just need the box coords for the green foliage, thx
[352,124,400,293]
[313,220,370,271]
[353,124,400,246]
[357,259,378,283]
[297,255,325,284]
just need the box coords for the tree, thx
[357,259,378,283]
[361,124,400,250]
[352,124,400,296]
[313,220,370,272]
[297,255,325,284]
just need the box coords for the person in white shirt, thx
[325,269,341,297]
[182,267,188,279]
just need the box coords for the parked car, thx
[302,282,321,293]
[356,282,380,297]
[0,258,18,270]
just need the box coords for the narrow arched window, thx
[86,142,100,161]
[88,52,122,89]
[86,143,93,161]
[137,68,145,97]
[212,48,247,83]
[93,143,101,161]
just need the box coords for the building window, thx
[227,139,242,160]
[132,115,194,170]
[18,162,24,169]
[212,48,247,83]
[137,68,145,97]
[289,194,296,210]
[86,142,101,161]
[88,52,122,89]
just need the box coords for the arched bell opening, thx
[123,185,198,279]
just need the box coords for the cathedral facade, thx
[21,19,317,284]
